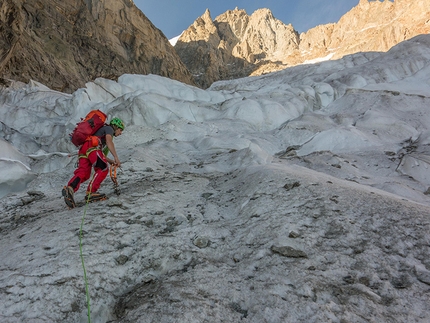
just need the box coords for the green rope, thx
[79,193,92,323]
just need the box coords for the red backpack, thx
[70,110,107,147]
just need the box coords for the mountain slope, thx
[1,34,430,322]
[0,0,195,93]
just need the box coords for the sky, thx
[134,0,361,39]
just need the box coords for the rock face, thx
[175,0,430,88]
[175,8,299,88]
[0,0,195,93]
[299,0,430,63]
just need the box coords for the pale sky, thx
[133,0,360,39]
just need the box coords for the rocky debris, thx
[192,236,210,248]
[271,245,308,258]
[201,192,213,200]
[20,190,45,205]
[0,0,195,93]
[283,181,301,191]
[2,159,429,322]
[288,230,300,238]
[175,0,430,88]
[115,255,129,265]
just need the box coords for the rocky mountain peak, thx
[175,7,299,88]
[300,0,430,61]
[198,8,214,29]
[175,0,430,88]
[252,8,275,20]
[182,9,217,43]
[215,7,249,39]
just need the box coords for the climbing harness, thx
[78,146,100,159]
[109,164,121,195]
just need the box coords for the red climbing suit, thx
[67,140,109,194]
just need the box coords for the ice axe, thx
[109,164,121,195]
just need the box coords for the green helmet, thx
[110,117,125,130]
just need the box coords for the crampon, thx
[85,192,108,204]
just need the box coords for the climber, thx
[62,117,125,208]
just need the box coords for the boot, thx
[62,186,76,208]
[85,192,107,203]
